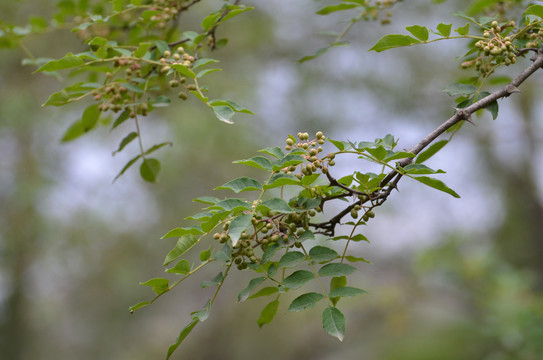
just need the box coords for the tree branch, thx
[312,50,543,236]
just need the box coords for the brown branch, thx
[311,50,543,236]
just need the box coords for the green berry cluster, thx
[149,0,181,29]
[350,203,375,222]
[92,55,150,115]
[212,207,320,271]
[159,47,194,100]
[284,131,335,178]
[464,20,517,75]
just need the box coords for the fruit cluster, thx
[159,47,195,100]
[149,0,181,29]
[463,20,517,75]
[285,131,335,178]
[92,46,196,116]
[213,206,321,271]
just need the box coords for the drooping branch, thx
[312,50,543,236]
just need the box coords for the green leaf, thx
[309,246,339,263]
[258,198,295,214]
[330,276,347,291]
[272,154,305,171]
[166,319,199,360]
[365,146,387,161]
[322,306,345,341]
[350,234,369,242]
[201,272,223,288]
[199,248,211,261]
[258,146,284,159]
[484,100,499,120]
[34,53,84,72]
[369,34,421,52]
[140,158,161,183]
[111,108,130,129]
[328,139,350,151]
[262,243,281,264]
[60,120,87,142]
[43,90,71,106]
[248,286,278,299]
[411,176,460,198]
[330,275,347,306]
[134,42,151,58]
[263,173,302,189]
[208,99,254,114]
[171,64,196,79]
[161,226,203,239]
[525,4,543,18]
[298,42,349,63]
[238,277,266,302]
[113,132,138,155]
[163,235,198,266]
[436,23,452,37]
[257,300,280,328]
[201,211,230,233]
[191,300,211,322]
[316,3,359,15]
[201,12,220,30]
[193,196,220,205]
[233,156,273,171]
[344,255,370,263]
[301,174,321,186]
[166,259,191,274]
[277,251,305,269]
[214,244,232,262]
[287,292,324,312]
[193,58,219,69]
[144,142,172,156]
[415,140,448,164]
[129,301,150,313]
[196,68,222,78]
[212,199,250,212]
[228,214,253,247]
[140,278,169,295]
[283,270,314,289]
[218,5,254,25]
[81,104,100,129]
[298,230,315,243]
[215,177,262,193]
[443,83,477,97]
[455,23,470,35]
[405,25,429,41]
[384,151,415,162]
[113,155,141,182]
[211,105,235,124]
[329,286,367,298]
[318,263,357,277]
[403,164,445,175]
[154,40,169,55]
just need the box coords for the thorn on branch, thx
[506,84,521,96]
[455,108,475,125]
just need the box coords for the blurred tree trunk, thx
[482,85,543,287]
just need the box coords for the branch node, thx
[455,108,473,125]
[506,85,521,95]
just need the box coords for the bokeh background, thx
[1,0,543,359]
